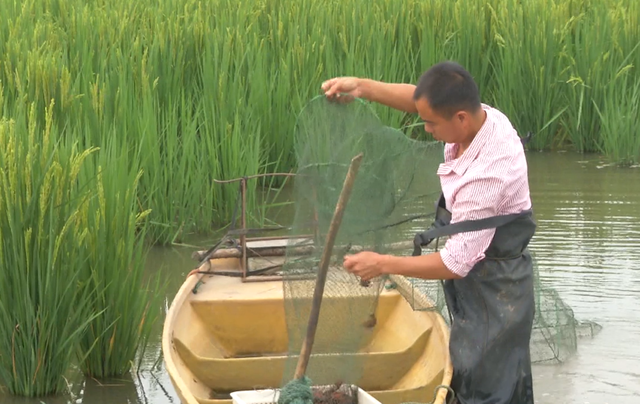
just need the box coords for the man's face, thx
[415,97,468,144]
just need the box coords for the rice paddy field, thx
[0,0,639,399]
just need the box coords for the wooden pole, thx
[293,153,363,380]
[240,178,248,281]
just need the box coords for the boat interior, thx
[164,239,452,404]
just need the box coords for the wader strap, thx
[520,131,533,146]
[412,131,533,257]
[412,209,533,256]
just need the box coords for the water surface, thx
[526,152,640,404]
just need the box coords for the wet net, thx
[273,95,600,404]
[529,257,603,364]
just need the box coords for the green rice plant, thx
[2,0,640,246]
[559,0,630,153]
[490,0,568,150]
[75,135,164,378]
[240,0,308,174]
[442,0,496,100]
[193,13,269,228]
[133,87,210,245]
[594,67,640,165]
[593,0,640,166]
[396,0,449,137]
[0,102,99,396]
[313,0,420,126]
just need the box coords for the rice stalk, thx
[0,102,99,396]
[594,66,640,165]
[74,135,164,378]
[560,1,620,152]
[0,0,639,246]
[490,0,568,150]
[444,0,496,98]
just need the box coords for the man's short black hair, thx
[413,61,481,119]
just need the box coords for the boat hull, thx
[162,257,453,404]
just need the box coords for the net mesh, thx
[278,96,443,395]
[273,95,600,401]
[391,250,603,365]
[529,256,602,364]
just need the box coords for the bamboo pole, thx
[293,153,363,380]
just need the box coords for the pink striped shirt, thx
[438,103,532,277]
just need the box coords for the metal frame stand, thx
[213,172,301,282]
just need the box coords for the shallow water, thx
[525,152,640,404]
[2,151,639,404]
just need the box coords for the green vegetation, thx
[0,104,98,396]
[0,105,162,394]
[1,0,639,240]
[0,0,638,397]
[75,140,162,379]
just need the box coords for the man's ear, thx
[455,111,468,125]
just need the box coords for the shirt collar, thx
[448,105,493,176]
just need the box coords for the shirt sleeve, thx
[439,171,508,278]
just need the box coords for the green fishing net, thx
[273,95,600,404]
[394,252,603,365]
[529,257,603,364]
[278,96,443,398]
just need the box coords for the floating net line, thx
[266,95,601,402]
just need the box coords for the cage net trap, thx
[273,95,600,403]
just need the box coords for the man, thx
[321,61,537,404]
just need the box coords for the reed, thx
[0,103,99,396]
